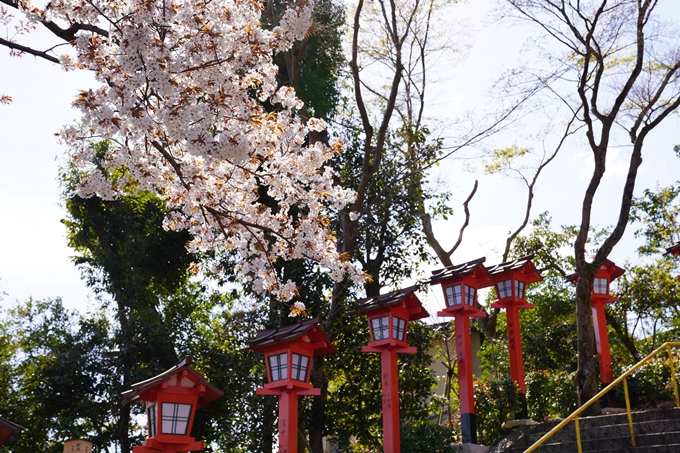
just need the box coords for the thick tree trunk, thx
[574,272,600,416]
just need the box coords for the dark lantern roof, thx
[355,285,430,321]
[665,242,680,256]
[121,356,223,407]
[0,416,23,445]
[430,257,492,287]
[248,316,336,356]
[486,255,542,284]
[566,258,625,283]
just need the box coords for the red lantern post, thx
[487,255,542,420]
[430,257,492,445]
[568,259,624,406]
[121,357,223,453]
[356,286,429,453]
[248,316,335,453]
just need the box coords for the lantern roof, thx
[121,356,223,407]
[487,255,542,284]
[430,257,492,287]
[566,259,625,283]
[355,285,430,321]
[248,316,336,356]
[665,242,680,256]
[0,416,22,445]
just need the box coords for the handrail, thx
[523,341,680,453]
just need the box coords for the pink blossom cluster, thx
[17,0,360,300]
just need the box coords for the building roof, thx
[248,316,336,356]
[121,356,223,407]
[486,255,542,284]
[0,416,23,445]
[665,242,680,256]
[355,285,430,321]
[430,257,492,287]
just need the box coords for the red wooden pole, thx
[454,315,477,444]
[592,301,617,406]
[380,349,401,453]
[278,390,299,453]
[506,305,528,418]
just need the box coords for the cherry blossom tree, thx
[1,0,361,304]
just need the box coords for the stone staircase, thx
[489,407,680,453]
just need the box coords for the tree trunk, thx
[574,268,600,415]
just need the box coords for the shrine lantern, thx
[0,416,22,446]
[666,243,680,280]
[666,242,680,257]
[430,257,492,445]
[487,255,542,420]
[567,259,624,404]
[121,356,223,453]
[248,316,335,453]
[356,286,429,453]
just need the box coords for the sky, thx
[1,0,680,317]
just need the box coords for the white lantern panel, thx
[497,279,513,299]
[594,278,608,295]
[291,353,310,381]
[515,280,525,299]
[393,317,407,341]
[445,284,463,306]
[147,403,157,437]
[268,352,288,381]
[465,286,477,306]
[161,402,192,435]
[371,316,390,341]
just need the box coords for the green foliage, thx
[400,420,457,453]
[473,376,521,447]
[526,370,577,421]
[630,182,680,256]
[0,298,122,452]
[613,260,680,354]
[482,145,532,175]
[615,358,676,409]
[325,318,438,452]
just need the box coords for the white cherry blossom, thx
[13,0,364,301]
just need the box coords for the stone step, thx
[510,431,680,453]
[527,418,680,444]
[496,408,680,453]
[526,407,680,438]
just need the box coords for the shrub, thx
[474,376,521,446]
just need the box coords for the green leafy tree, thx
[0,298,120,453]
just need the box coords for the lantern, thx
[666,243,680,281]
[249,316,335,453]
[488,255,542,420]
[121,356,223,453]
[0,416,22,446]
[567,259,624,406]
[356,286,429,453]
[430,257,492,445]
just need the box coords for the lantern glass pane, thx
[465,286,476,306]
[393,317,407,341]
[371,316,390,341]
[515,280,525,299]
[497,279,513,299]
[445,284,462,306]
[160,402,192,435]
[147,404,157,437]
[268,352,288,381]
[594,278,608,294]
[291,353,310,381]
